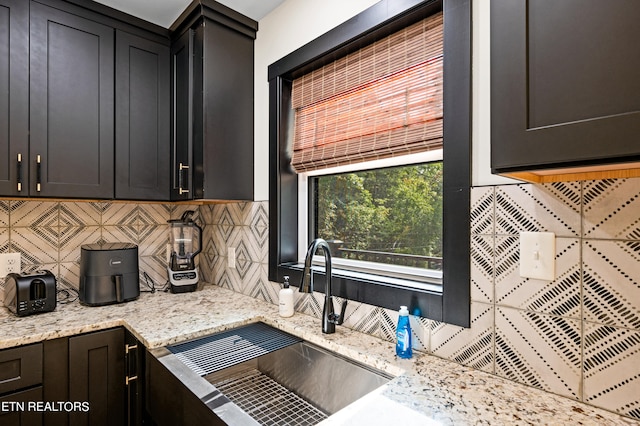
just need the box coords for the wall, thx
[0,200,201,294]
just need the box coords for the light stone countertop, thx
[1,285,638,426]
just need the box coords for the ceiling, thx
[92,0,285,28]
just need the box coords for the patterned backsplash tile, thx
[583,322,640,418]
[470,235,493,303]
[430,301,495,373]
[495,183,581,237]
[582,239,640,329]
[0,200,200,293]
[494,236,581,318]
[495,306,581,400]
[470,179,640,419]
[583,179,640,239]
[0,201,9,227]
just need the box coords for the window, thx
[307,159,443,285]
[269,0,471,326]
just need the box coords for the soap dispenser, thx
[395,305,413,359]
[279,276,294,317]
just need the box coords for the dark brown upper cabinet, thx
[2,0,169,201]
[116,30,171,201]
[30,1,115,198]
[491,0,640,183]
[0,0,29,197]
[170,29,194,201]
[170,1,257,201]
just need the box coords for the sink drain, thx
[212,368,328,426]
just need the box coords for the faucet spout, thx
[298,238,347,334]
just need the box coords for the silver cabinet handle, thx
[17,154,23,192]
[36,155,42,192]
[178,162,190,195]
[125,343,139,386]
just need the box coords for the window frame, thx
[268,0,471,327]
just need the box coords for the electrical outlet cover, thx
[519,232,555,281]
[0,252,21,278]
[228,247,236,268]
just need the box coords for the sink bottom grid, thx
[212,368,328,426]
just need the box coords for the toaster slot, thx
[30,278,47,300]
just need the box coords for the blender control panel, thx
[171,272,197,281]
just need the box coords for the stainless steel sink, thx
[151,322,393,426]
[205,340,392,424]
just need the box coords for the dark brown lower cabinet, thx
[0,343,43,425]
[42,328,128,426]
[146,351,224,426]
[125,331,145,426]
[1,328,141,426]
[0,387,44,426]
[68,329,125,426]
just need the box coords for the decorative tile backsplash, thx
[1,177,638,420]
[0,200,200,293]
[466,179,640,419]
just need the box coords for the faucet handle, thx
[329,299,348,325]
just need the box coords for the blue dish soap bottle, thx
[395,305,412,359]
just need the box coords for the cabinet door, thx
[116,30,170,201]
[170,29,194,201]
[43,337,69,426]
[199,19,254,200]
[0,387,43,426]
[69,328,125,426]
[0,343,43,394]
[124,331,144,426]
[491,0,640,174]
[30,2,114,198]
[0,0,28,196]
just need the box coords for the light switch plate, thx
[519,232,555,281]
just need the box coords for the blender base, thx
[170,282,198,293]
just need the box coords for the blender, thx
[167,210,202,293]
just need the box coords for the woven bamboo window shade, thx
[290,13,443,173]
